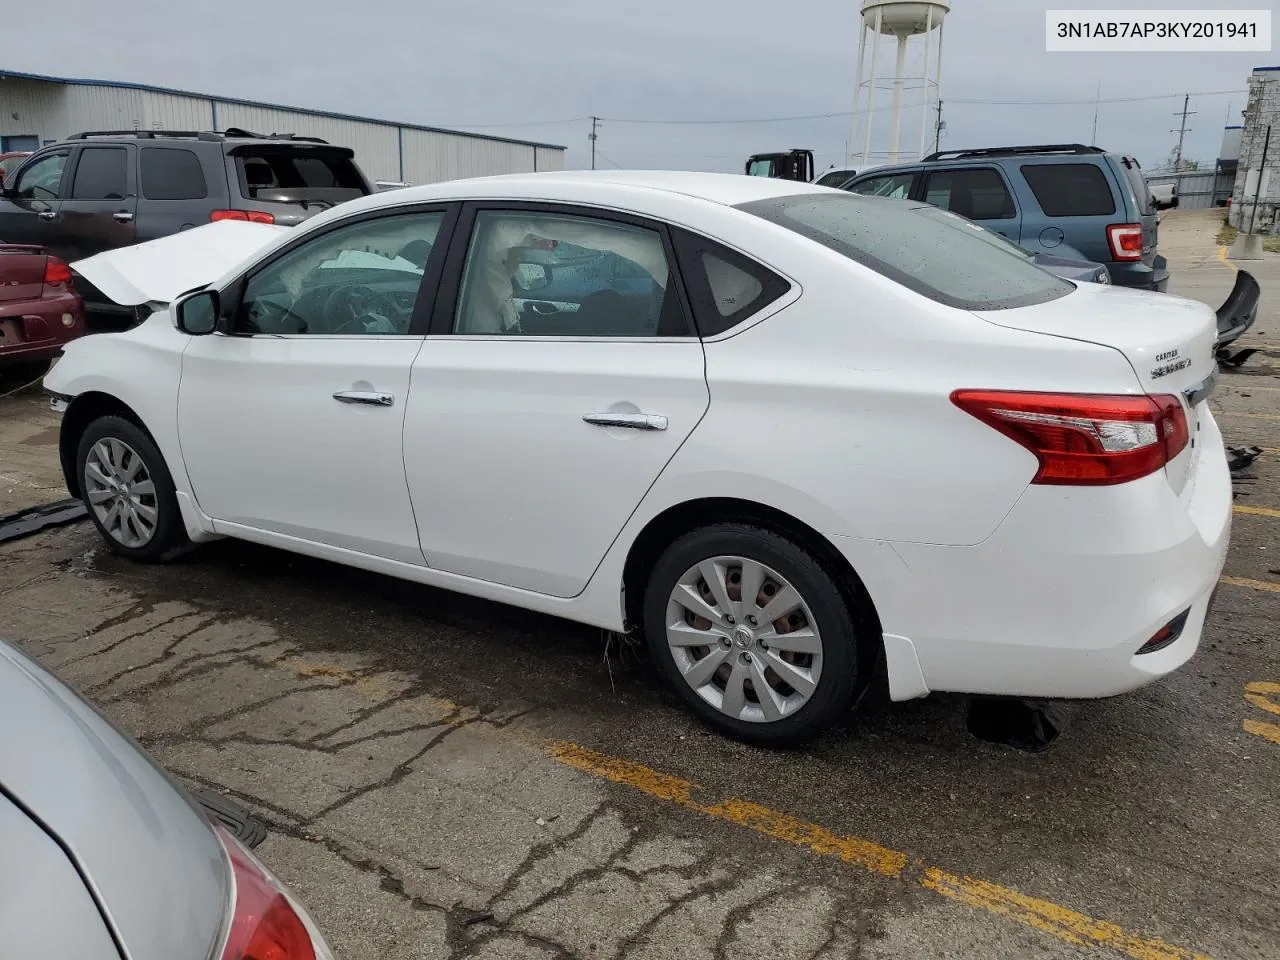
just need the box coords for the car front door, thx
[919,166,1021,241]
[403,203,710,598]
[0,150,70,250]
[177,206,456,564]
[55,144,139,261]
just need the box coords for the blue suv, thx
[839,144,1169,292]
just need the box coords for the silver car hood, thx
[0,640,228,960]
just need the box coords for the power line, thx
[432,87,1246,135]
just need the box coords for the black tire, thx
[76,415,189,562]
[642,523,863,747]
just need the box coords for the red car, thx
[0,151,32,185]
[0,244,85,384]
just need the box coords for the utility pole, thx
[1171,94,1196,173]
[933,100,944,153]
[589,116,599,170]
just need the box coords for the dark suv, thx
[840,144,1168,292]
[0,128,373,317]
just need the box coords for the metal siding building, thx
[0,70,565,184]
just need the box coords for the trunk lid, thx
[974,282,1218,496]
[0,245,47,304]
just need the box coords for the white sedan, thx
[44,171,1230,745]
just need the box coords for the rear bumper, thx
[0,292,85,364]
[1111,255,1169,292]
[842,410,1231,701]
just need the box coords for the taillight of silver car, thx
[214,825,335,960]
[951,391,1189,486]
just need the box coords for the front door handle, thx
[38,210,56,221]
[583,412,667,431]
[112,211,134,223]
[333,390,394,407]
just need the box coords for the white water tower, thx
[849,0,949,167]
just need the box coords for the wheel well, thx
[622,498,885,672]
[58,393,150,497]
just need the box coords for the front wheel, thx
[76,415,189,562]
[642,524,863,746]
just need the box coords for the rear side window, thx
[737,193,1072,312]
[71,147,127,200]
[814,169,854,188]
[921,169,1016,220]
[235,150,366,199]
[672,230,790,336]
[140,148,208,200]
[1020,163,1117,217]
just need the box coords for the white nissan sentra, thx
[44,171,1230,745]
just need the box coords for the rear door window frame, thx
[918,165,1019,221]
[426,200,699,340]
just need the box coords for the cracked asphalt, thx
[1,208,1278,959]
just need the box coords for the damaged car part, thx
[0,497,88,545]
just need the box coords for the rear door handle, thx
[333,390,394,407]
[112,212,134,223]
[37,211,56,221]
[583,412,667,431]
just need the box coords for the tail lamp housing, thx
[1107,223,1144,262]
[211,210,276,225]
[951,390,1189,486]
[214,825,332,960]
[42,257,73,291]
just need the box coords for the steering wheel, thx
[322,284,398,334]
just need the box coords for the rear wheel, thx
[643,524,862,746]
[76,416,188,562]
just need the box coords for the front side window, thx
[922,168,1016,220]
[737,193,1072,311]
[237,211,444,335]
[846,173,914,199]
[12,152,68,200]
[1020,163,1117,217]
[71,148,128,200]
[453,210,686,337]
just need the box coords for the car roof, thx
[343,170,830,214]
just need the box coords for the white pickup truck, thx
[1148,181,1178,210]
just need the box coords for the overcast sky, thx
[0,0,1268,175]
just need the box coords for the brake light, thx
[951,390,1189,486]
[1107,223,1144,262]
[215,826,319,960]
[210,210,274,224]
[43,258,72,287]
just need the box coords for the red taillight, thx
[951,390,1189,486]
[216,826,318,960]
[1106,223,1144,262]
[43,258,72,286]
[210,210,275,224]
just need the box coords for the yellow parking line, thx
[1220,576,1280,594]
[548,741,1210,960]
[1217,245,1238,273]
[1234,505,1280,519]
[1243,720,1280,745]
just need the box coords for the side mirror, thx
[175,289,219,335]
[512,262,551,292]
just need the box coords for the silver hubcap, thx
[84,438,158,549]
[666,556,823,724]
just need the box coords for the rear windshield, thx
[1117,156,1154,217]
[234,149,367,202]
[736,193,1072,311]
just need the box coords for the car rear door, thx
[918,166,1021,242]
[402,202,710,598]
[55,144,138,261]
[135,144,226,244]
[0,149,70,252]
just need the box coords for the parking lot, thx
[0,207,1277,959]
